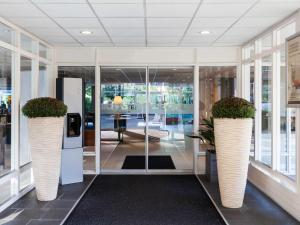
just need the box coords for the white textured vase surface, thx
[214,118,252,208]
[28,117,64,201]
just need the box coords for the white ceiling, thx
[0,0,299,47]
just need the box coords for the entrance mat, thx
[121,155,176,169]
[64,175,225,225]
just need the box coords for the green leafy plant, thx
[212,97,255,119]
[22,97,67,118]
[199,117,215,152]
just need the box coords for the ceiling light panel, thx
[92,4,144,17]
[0,3,45,17]
[196,3,253,17]
[147,3,198,17]
[36,3,94,17]
[101,18,144,28]
[147,18,190,28]
[66,28,107,36]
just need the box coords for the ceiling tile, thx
[36,3,94,17]
[28,27,67,37]
[55,18,100,28]
[8,17,58,28]
[246,2,300,17]
[147,18,190,28]
[234,17,282,27]
[92,3,144,17]
[224,27,266,37]
[75,35,110,43]
[32,0,86,3]
[0,4,45,17]
[148,28,185,37]
[0,0,29,2]
[187,27,227,36]
[101,18,144,28]
[196,3,252,17]
[147,37,181,42]
[203,0,256,2]
[147,3,197,17]
[107,28,145,36]
[83,42,113,47]
[42,35,76,43]
[190,18,236,28]
[212,42,242,46]
[89,0,142,3]
[147,0,199,3]
[112,37,145,43]
[183,36,217,43]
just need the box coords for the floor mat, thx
[64,175,225,225]
[121,155,176,169]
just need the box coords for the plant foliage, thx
[212,97,255,119]
[199,117,215,149]
[22,97,67,118]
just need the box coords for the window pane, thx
[244,45,255,59]
[279,47,296,179]
[261,55,272,166]
[39,43,51,60]
[262,34,272,51]
[20,167,33,190]
[38,63,48,97]
[0,22,13,44]
[0,47,12,176]
[21,34,37,54]
[245,63,255,157]
[20,56,32,166]
[199,66,236,121]
[0,178,14,205]
[278,22,296,45]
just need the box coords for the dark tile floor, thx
[0,175,95,225]
[197,175,300,225]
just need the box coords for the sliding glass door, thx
[100,67,194,172]
[100,67,147,170]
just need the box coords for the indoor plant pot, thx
[212,97,255,208]
[22,97,67,201]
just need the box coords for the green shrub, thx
[199,117,215,148]
[212,97,255,119]
[22,97,67,118]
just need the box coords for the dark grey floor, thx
[0,175,94,225]
[197,175,300,225]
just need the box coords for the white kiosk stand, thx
[56,77,83,185]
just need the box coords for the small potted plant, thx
[22,97,67,201]
[199,117,217,182]
[212,97,255,208]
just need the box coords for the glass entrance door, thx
[100,67,147,170]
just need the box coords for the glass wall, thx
[20,56,32,166]
[148,68,194,170]
[242,20,297,180]
[199,66,236,121]
[0,18,53,208]
[0,47,12,177]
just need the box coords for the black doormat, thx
[121,155,176,169]
[64,175,225,225]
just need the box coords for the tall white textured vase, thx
[28,117,64,201]
[214,118,252,208]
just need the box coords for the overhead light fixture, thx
[200,30,211,35]
[80,30,92,35]
[172,68,177,71]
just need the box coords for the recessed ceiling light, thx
[200,30,211,35]
[80,30,92,35]
[172,68,177,71]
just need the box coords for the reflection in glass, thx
[38,63,48,97]
[0,22,13,44]
[100,68,146,170]
[0,47,12,177]
[279,47,296,179]
[248,63,255,157]
[148,68,194,170]
[261,56,272,166]
[20,56,32,166]
[39,43,50,59]
[199,66,236,121]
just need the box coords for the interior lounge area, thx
[0,0,300,225]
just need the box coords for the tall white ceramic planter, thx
[214,118,252,208]
[28,117,64,201]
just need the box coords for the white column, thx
[193,65,199,174]
[95,48,101,174]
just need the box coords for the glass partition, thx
[38,63,48,97]
[0,47,12,177]
[21,34,37,54]
[100,67,146,170]
[0,22,13,45]
[20,56,32,166]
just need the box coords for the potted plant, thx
[199,117,217,182]
[212,97,255,208]
[22,97,67,201]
